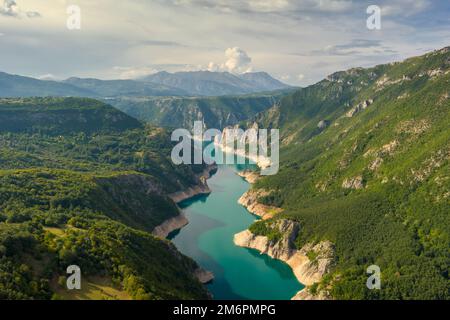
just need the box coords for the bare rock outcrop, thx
[237,170,260,184]
[292,287,331,300]
[168,164,217,203]
[238,189,283,219]
[194,268,214,284]
[215,125,272,170]
[153,164,217,238]
[317,120,330,130]
[342,176,365,190]
[346,99,374,118]
[234,219,335,299]
[168,185,211,204]
[152,213,189,239]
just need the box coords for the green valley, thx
[240,47,450,300]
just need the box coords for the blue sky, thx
[0,0,449,85]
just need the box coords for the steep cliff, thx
[238,189,283,220]
[153,164,218,238]
[234,219,335,299]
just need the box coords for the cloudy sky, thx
[0,0,449,86]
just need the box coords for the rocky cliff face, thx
[238,189,283,219]
[292,287,331,300]
[152,213,189,239]
[167,164,218,203]
[214,124,272,170]
[153,164,218,238]
[194,268,215,284]
[234,219,335,299]
[237,170,260,184]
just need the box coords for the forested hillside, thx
[0,98,209,300]
[247,47,450,299]
[108,90,292,130]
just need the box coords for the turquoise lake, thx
[170,164,303,300]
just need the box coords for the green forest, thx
[248,47,450,299]
[0,98,209,300]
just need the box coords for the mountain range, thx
[0,70,291,98]
[140,71,291,96]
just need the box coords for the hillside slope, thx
[0,97,143,134]
[0,72,95,97]
[0,97,210,299]
[63,77,187,97]
[245,47,450,299]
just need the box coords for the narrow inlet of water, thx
[170,164,303,300]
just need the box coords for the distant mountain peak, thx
[140,70,290,96]
[0,69,291,98]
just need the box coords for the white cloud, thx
[113,66,159,80]
[296,39,397,57]
[382,0,430,17]
[0,0,447,85]
[36,73,58,80]
[0,0,19,17]
[208,47,253,74]
[25,10,40,18]
[223,47,252,73]
[207,62,220,72]
[0,0,41,18]
[247,0,290,12]
[163,0,353,13]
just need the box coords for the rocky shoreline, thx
[152,164,218,289]
[152,213,189,239]
[238,189,283,220]
[217,143,272,169]
[214,124,272,170]
[194,268,215,284]
[152,164,218,238]
[234,220,334,300]
[237,170,260,184]
[234,162,334,299]
[168,164,218,203]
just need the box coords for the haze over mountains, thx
[0,70,292,98]
[140,71,290,96]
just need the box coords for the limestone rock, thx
[317,120,330,130]
[342,176,365,189]
[292,287,331,301]
[194,268,214,284]
[238,189,283,219]
[152,213,189,239]
[234,219,335,298]
[237,170,260,184]
[346,99,374,118]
